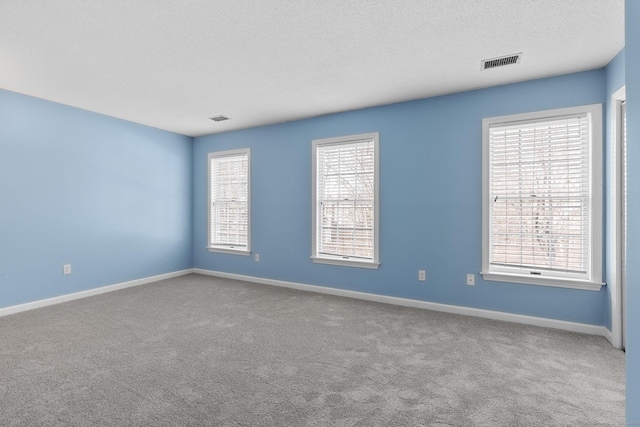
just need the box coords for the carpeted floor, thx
[0,274,625,426]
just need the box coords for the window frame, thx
[311,132,380,269]
[481,104,603,290]
[207,148,251,256]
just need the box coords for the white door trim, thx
[610,85,626,349]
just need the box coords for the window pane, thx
[489,115,590,274]
[315,137,376,261]
[209,151,249,249]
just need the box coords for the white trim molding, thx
[2,267,608,340]
[609,85,627,350]
[0,269,193,318]
[603,326,615,347]
[480,272,604,291]
[193,268,608,337]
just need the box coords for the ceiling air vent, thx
[209,115,230,122]
[481,53,522,70]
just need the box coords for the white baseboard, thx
[0,269,194,318]
[194,268,607,337]
[602,327,616,347]
[2,267,608,339]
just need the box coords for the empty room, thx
[1,1,639,425]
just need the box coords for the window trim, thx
[481,104,603,291]
[207,148,251,256]
[311,132,380,269]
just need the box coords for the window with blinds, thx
[312,133,379,268]
[208,149,250,254]
[482,105,602,289]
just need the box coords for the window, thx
[312,132,379,268]
[208,149,250,255]
[482,105,602,290]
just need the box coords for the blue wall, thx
[193,70,607,326]
[0,89,193,308]
[625,1,640,422]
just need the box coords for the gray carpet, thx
[0,274,625,426]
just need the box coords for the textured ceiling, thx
[0,0,625,137]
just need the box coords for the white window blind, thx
[482,104,602,289]
[312,133,379,268]
[208,149,250,252]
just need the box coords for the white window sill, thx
[481,271,604,291]
[207,247,251,256]
[311,256,380,270]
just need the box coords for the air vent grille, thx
[482,53,522,70]
[209,115,230,122]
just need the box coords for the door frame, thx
[610,85,626,349]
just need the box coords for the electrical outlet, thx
[418,270,426,281]
[63,264,72,275]
[466,273,475,286]
[255,253,260,262]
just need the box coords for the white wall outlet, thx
[63,264,72,275]
[466,273,475,286]
[418,270,426,281]
[255,253,260,262]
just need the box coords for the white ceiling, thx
[0,0,625,137]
